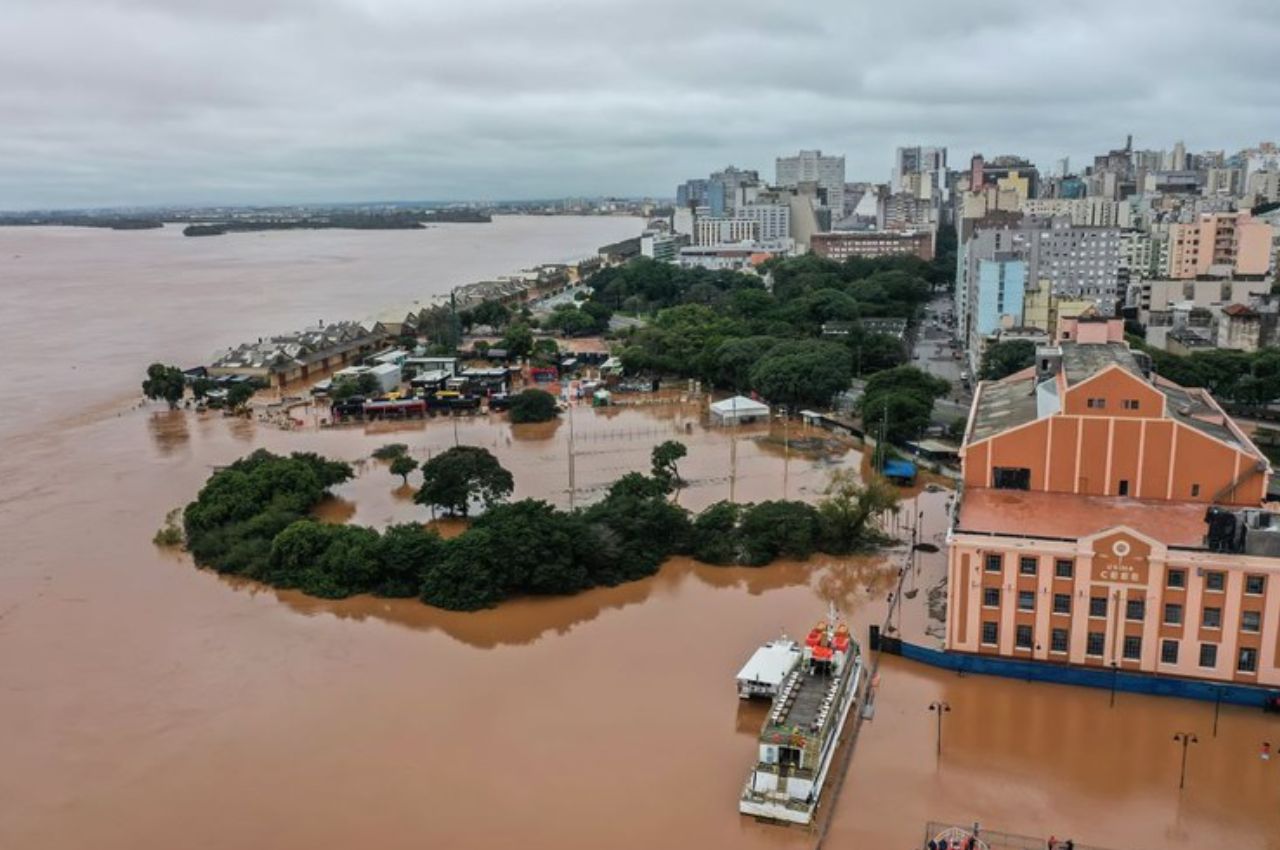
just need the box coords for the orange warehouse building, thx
[947,315,1280,687]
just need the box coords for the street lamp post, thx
[1173,732,1199,790]
[928,701,951,761]
[1109,661,1119,708]
[1213,687,1223,737]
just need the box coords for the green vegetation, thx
[332,372,381,400]
[390,454,419,485]
[979,339,1037,381]
[415,446,515,517]
[183,450,355,578]
[508,388,560,423]
[142,363,186,408]
[225,382,256,411]
[153,508,184,547]
[372,443,409,460]
[593,254,932,411]
[499,323,534,359]
[860,366,951,445]
[543,301,613,336]
[650,440,687,490]
[176,443,902,611]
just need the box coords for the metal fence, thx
[923,821,1121,850]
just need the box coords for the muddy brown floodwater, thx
[3,226,1280,850]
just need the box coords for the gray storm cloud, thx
[2,0,1277,208]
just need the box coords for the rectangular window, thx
[1122,399,1140,410]
[1205,571,1225,591]
[1086,632,1105,656]
[1125,598,1145,621]
[981,621,998,646]
[1242,610,1261,633]
[1199,643,1218,668]
[1246,575,1266,595]
[1164,602,1183,625]
[985,554,1003,573]
[1191,484,1201,497]
[1089,596,1107,618]
[1015,624,1033,649]
[1167,569,1186,589]
[1019,557,1038,576]
[1018,590,1035,611]
[1055,559,1074,579]
[1239,647,1259,673]
[1123,635,1142,660]
[1161,639,1179,664]
[983,587,1000,607]
[992,467,1031,490]
[1118,479,1130,496]
[1051,628,1069,653]
[1203,607,1222,629]
[1053,593,1071,614]
[1087,397,1107,409]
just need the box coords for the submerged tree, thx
[390,454,419,485]
[650,440,688,492]
[415,446,514,517]
[816,470,900,554]
[142,363,186,408]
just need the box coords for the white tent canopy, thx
[710,395,770,425]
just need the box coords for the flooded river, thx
[3,224,1280,850]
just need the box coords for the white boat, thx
[738,608,863,825]
[735,638,801,699]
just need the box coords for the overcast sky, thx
[3,0,1278,210]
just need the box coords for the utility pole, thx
[1213,687,1223,737]
[927,701,951,762]
[1173,732,1198,790]
[567,403,576,509]
[729,395,738,503]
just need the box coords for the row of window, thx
[979,623,1260,672]
[981,556,1266,596]
[1084,398,1142,410]
[981,589,1262,631]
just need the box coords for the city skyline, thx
[4,0,1280,209]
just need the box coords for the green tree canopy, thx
[650,440,687,491]
[390,454,419,485]
[979,339,1037,381]
[142,363,186,408]
[749,340,852,410]
[415,446,514,517]
[509,388,560,423]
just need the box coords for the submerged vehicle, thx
[738,608,863,824]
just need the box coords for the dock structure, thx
[922,821,1123,850]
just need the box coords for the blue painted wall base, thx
[897,640,1278,708]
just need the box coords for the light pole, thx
[1109,661,1119,708]
[928,701,951,761]
[1173,732,1198,790]
[1213,686,1224,737]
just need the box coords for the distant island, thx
[182,209,491,236]
[0,214,163,230]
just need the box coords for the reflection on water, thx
[145,409,189,455]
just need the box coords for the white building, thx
[641,230,681,262]
[776,150,845,215]
[710,395,770,425]
[694,217,758,247]
[735,203,791,242]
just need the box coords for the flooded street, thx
[3,226,1280,850]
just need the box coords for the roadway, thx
[910,293,972,427]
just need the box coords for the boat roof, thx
[735,640,800,687]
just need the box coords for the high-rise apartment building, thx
[1167,212,1274,279]
[776,150,845,214]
